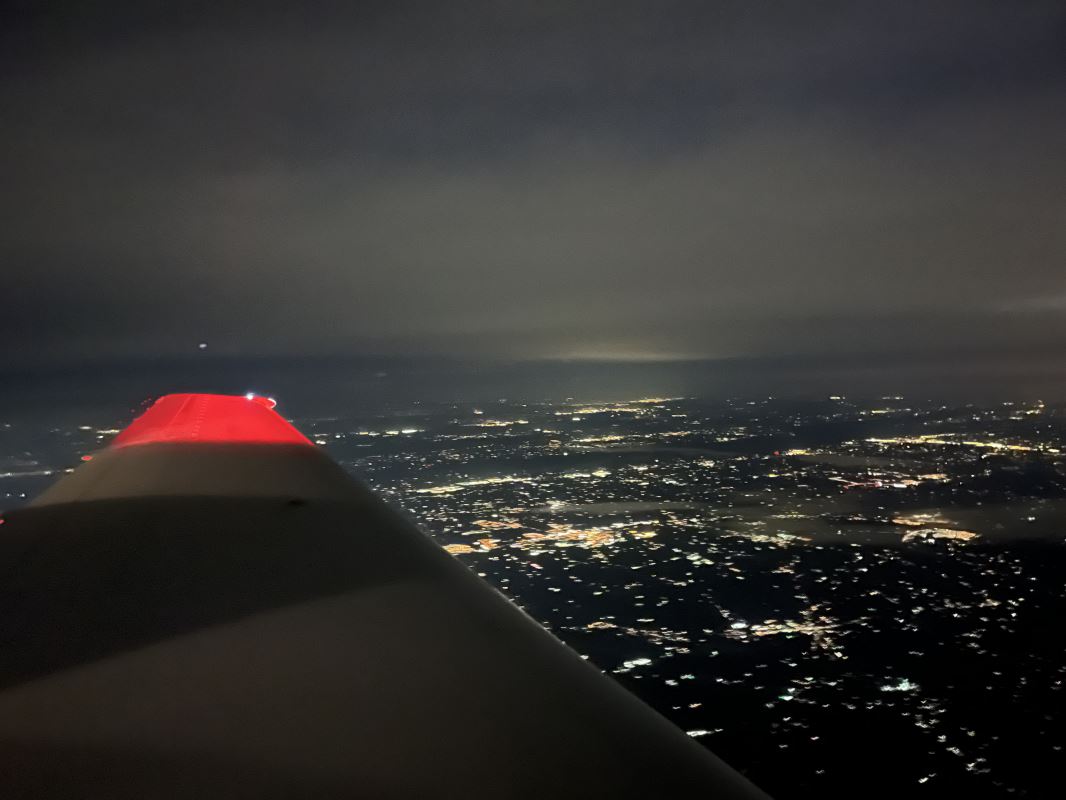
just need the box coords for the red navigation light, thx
[111,393,312,448]
[80,455,93,461]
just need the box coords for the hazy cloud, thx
[3,1,1065,366]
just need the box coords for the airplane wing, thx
[0,393,769,798]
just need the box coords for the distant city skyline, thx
[4,393,1064,795]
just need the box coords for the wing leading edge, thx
[0,393,769,799]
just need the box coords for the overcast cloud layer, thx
[3,1,1065,367]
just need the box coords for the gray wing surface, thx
[0,393,769,799]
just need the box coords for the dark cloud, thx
[2,1,1065,370]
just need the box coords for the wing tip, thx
[111,393,313,448]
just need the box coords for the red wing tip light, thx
[111,393,311,448]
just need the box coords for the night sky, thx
[3,2,1066,382]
